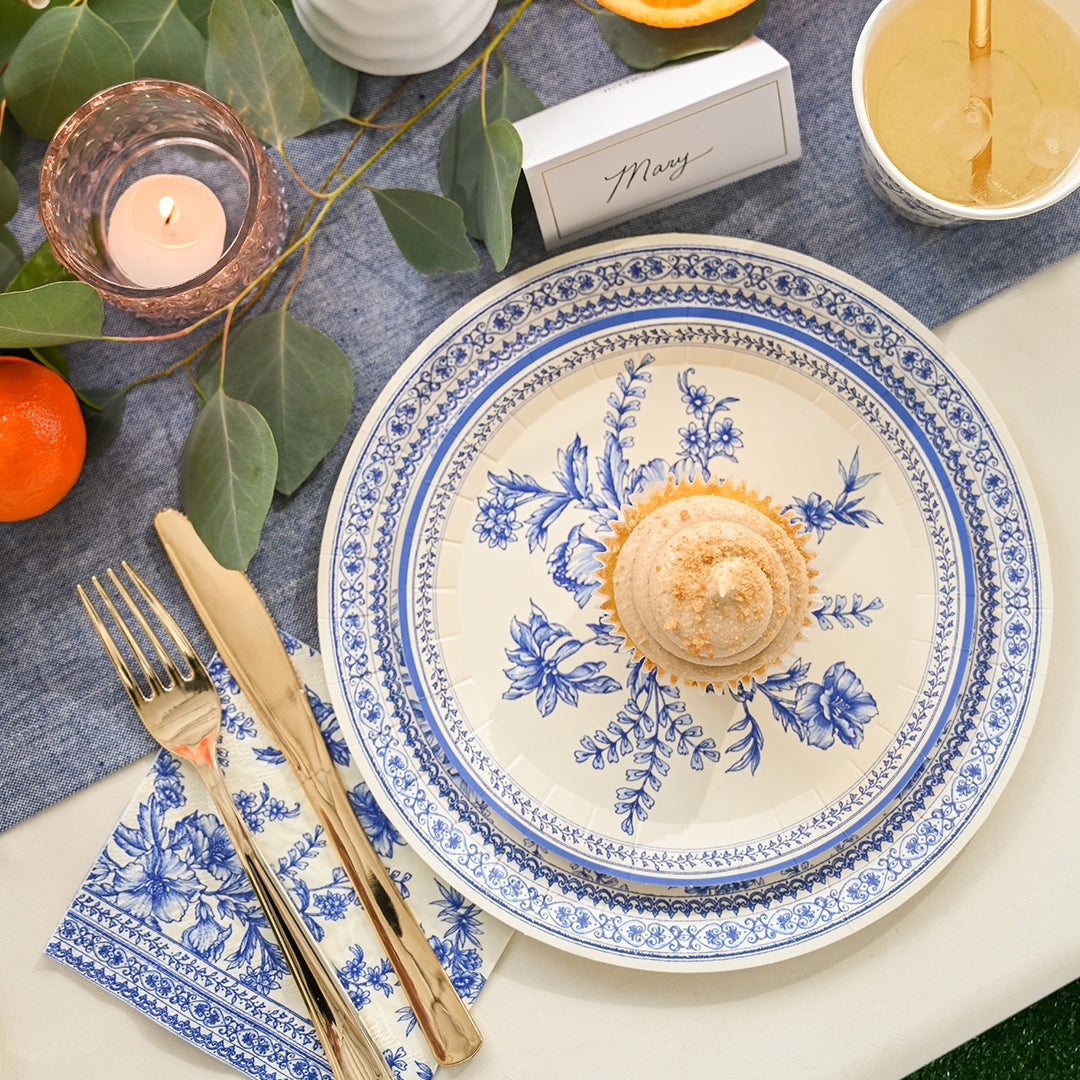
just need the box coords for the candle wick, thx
[158,196,177,227]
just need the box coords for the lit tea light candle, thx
[107,173,228,289]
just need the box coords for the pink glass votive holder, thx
[39,80,288,323]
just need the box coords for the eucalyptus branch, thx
[480,51,492,126]
[216,303,236,391]
[291,76,418,239]
[282,243,310,311]
[278,147,336,199]
[121,352,207,396]
[341,115,410,131]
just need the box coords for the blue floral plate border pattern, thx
[318,235,1050,970]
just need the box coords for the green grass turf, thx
[904,977,1080,1079]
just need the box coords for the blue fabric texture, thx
[1,0,1076,831]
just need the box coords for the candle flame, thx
[158,196,177,226]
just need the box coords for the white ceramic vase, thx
[293,0,498,75]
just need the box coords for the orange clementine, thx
[0,355,86,522]
[594,0,757,27]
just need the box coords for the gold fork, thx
[78,563,394,1080]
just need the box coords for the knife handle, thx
[308,758,483,1065]
[194,755,393,1080]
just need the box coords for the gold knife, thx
[154,508,483,1066]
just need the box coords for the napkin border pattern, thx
[49,893,328,1080]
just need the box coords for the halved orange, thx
[595,0,757,28]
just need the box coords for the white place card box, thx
[513,37,801,248]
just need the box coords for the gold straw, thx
[970,0,993,194]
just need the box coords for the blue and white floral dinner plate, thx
[319,236,1050,968]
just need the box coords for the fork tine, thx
[91,572,165,696]
[120,561,206,683]
[102,567,184,692]
[77,582,149,713]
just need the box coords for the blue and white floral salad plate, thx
[318,235,1050,969]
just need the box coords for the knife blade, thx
[154,508,482,1066]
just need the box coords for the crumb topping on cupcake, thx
[597,477,815,687]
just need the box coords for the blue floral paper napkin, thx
[45,636,512,1080]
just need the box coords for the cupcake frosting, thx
[598,479,814,686]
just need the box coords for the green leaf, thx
[274,1,357,127]
[370,188,480,275]
[0,281,104,347]
[206,0,321,144]
[477,118,522,272]
[179,389,278,570]
[0,162,17,226]
[79,386,126,460]
[178,0,212,36]
[0,0,45,68]
[439,67,543,238]
[590,0,766,70]
[0,119,18,175]
[91,0,207,86]
[4,6,134,140]
[0,227,21,264]
[29,345,69,379]
[198,308,354,495]
[0,239,21,293]
[4,240,77,293]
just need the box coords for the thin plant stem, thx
[216,304,236,392]
[279,147,335,200]
[480,50,492,126]
[282,243,310,311]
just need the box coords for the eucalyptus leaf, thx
[4,240,76,293]
[198,308,354,495]
[179,390,278,570]
[274,1,358,126]
[0,120,18,175]
[0,162,17,226]
[206,0,321,144]
[91,0,207,86]
[5,6,134,140]
[0,0,45,68]
[370,188,479,275]
[30,345,69,380]
[178,0,212,36]
[0,242,20,293]
[0,281,104,347]
[439,67,543,238]
[590,0,766,70]
[477,118,523,272]
[0,227,20,264]
[79,386,127,460]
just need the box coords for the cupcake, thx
[597,477,815,687]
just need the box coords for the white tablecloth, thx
[3,249,1079,1080]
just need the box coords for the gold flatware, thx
[78,563,394,1080]
[154,508,483,1066]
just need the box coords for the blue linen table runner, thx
[3,0,1080,830]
